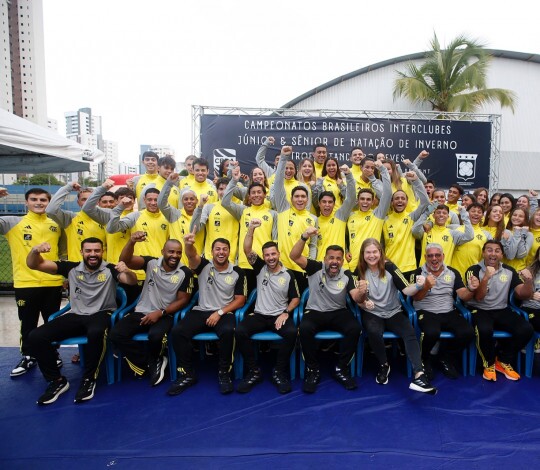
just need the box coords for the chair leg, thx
[469,343,477,376]
[526,339,534,378]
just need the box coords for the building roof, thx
[281,50,540,109]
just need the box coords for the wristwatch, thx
[161,309,167,317]
[300,234,309,242]
[217,308,225,316]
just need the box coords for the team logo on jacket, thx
[499,274,508,282]
[97,274,107,282]
[24,234,32,240]
[278,277,286,286]
[444,274,452,283]
[49,226,58,232]
[336,280,345,289]
[170,275,179,284]
[224,275,234,285]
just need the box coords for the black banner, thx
[200,115,491,189]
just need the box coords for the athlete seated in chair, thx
[109,232,194,386]
[26,238,137,405]
[236,219,300,394]
[167,229,246,396]
[290,226,363,394]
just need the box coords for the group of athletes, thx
[1,134,540,406]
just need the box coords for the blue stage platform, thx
[1,346,539,469]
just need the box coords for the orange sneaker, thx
[482,364,496,381]
[495,359,520,380]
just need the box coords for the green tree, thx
[393,33,516,113]
[15,174,64,185]
[81,177,99,187]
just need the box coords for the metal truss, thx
[191,105,500,191]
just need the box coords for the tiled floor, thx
[0,294,21,347]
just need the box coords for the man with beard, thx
[25,238,137,405]
[290,229,363,393]
[158,176,205,267]
[382,171,430,282]
[235,219,300,394]
[167,231,246,396]
[465,240,534,381]
[412,243,475,379]
[109,234,194,386]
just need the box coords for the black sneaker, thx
[149,356,169,387]
[74,378,96,403]
[218,371,234,394]
[167,371,197,396]
[376,363,391,385]
[237,367,263,393]
[271,369,292,394]
[409,373,437,395]
[439,358,459,379]
[11,356,37,377]
[423,360,435,382]
[333,366,357,390]
[302,367,320,394]
[37,376,69,405]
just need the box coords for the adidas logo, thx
[24,225,31,229]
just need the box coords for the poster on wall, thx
[200,114,491,189]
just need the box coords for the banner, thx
[200,115,491,189]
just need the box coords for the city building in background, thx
[0,0,48,127]
[138,144,176,173]
[65,107,118,180]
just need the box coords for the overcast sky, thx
[42,0,539,167]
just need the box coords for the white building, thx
[282,50,540,194]
[102,140,119,177]
[0,0,48,126]
[118,161,138,174]
[65,107,117,180]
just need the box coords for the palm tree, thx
[393,33,516,113]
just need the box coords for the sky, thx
[42,0,539,168]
